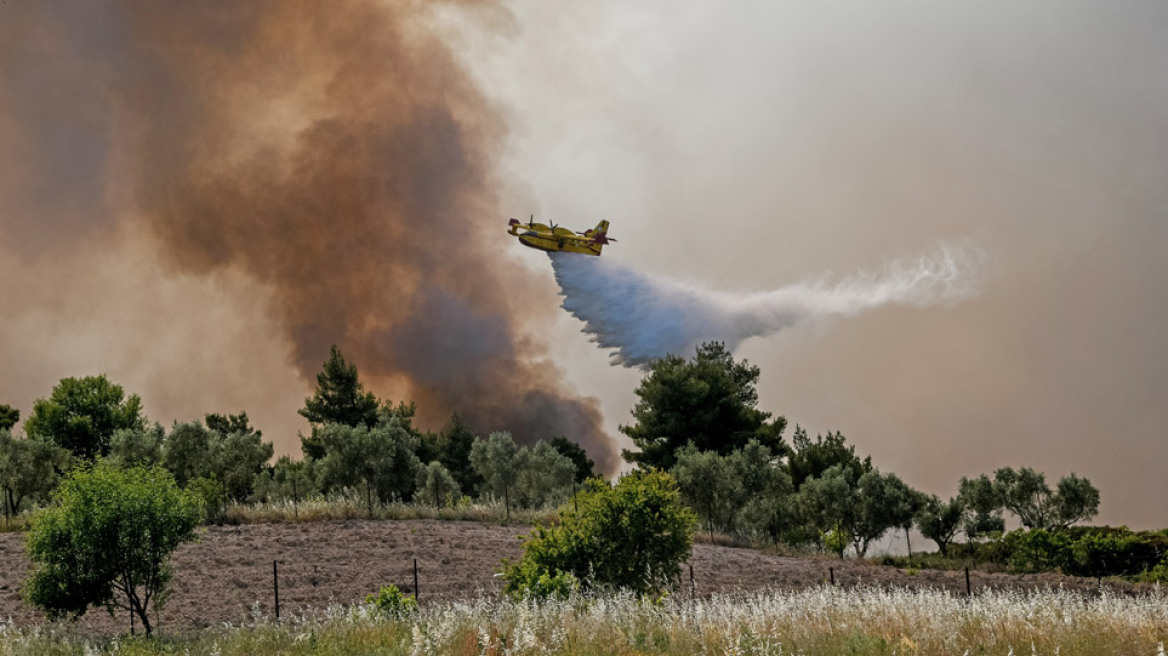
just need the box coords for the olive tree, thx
[316,419,421,514]
[162,421,215,487]
[417,461,460,507]
[470,431,521,519]
[958,474,1006,539]
[24,462,201,636]
[671,446,741,540]
[796,465,856,549]
[990,467,1099,530]
[252,455,318,503]
[848,470,921,557]
[108,425,165,469]
[514,441,576,508]
[915,494,965,556]
[0,429,71,525]
[732,441,797,544]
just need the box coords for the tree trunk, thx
[133,597,152,637]
[707,500,715,543]
[905,529,913,559]
[504,485,510,522]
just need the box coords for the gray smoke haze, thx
[0,1,619,473]
[476,0,1168,529]
[551,242,986,367]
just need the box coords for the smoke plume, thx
[0,2,619,473]
[551,242,986,367]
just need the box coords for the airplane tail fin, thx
[586,220,615,246]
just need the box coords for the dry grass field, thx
[0,518,1154,638]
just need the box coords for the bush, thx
[1133,555,1168,584]
[1007,529,1072,573]
[365,584,417,617]
[502,469,696,597]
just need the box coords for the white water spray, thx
[550,241,987,368]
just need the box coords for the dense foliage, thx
[503,469,697,597]
[1,343,1134,593]
[0,428,70,523]
[621,342,787,470]
[24,462,201,636]
[24,375,145,460]
[0,404,18,431]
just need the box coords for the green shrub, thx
[823,524,851,559]
[366,584,417,617]
[1066,531,1149,579]
[502,469,696,598]
[187,476,225,524]
[1008,529,1072,573]
[1133,555,1168,584]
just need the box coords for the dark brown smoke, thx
[0,1,618,473]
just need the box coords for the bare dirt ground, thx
[0,519,1155,636]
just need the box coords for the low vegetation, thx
[0,587,1165,655]
[2,341,1165,652]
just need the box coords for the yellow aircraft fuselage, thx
[507,218,613,256]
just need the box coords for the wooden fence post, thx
[273,560,280,622]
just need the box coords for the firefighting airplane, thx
[507,216,616,256]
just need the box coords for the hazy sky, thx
[473,0,1168,527]
[2,1,1166,527]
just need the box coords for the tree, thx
[547,437,596,483]
[671,446,741,541]
[1051,473,1102,529]
[958,474,1006,539]
[252,455,318,504]
[25,375,145,460]
[417,461,461,507]
[502,470,697,596]
[513,441,577,508]
[786,427,872,490]
[160,420,273,513]
[915,494,965,556]
[108,425,165,469]
[621,342,787,470]
[731,441,796,544]
[436,414,482,495]
[850,470,918,557]
[204,412,261,438]
[299,345,381,459]
[162,421,215,487]
[470,431,521,520]
[992,467,1100,531]
[215,430,274,501]
[0,404,18,431]
[316,418,422,514]
[0,429,71,525]
[24,462,201,636]
[796,465,855,551]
